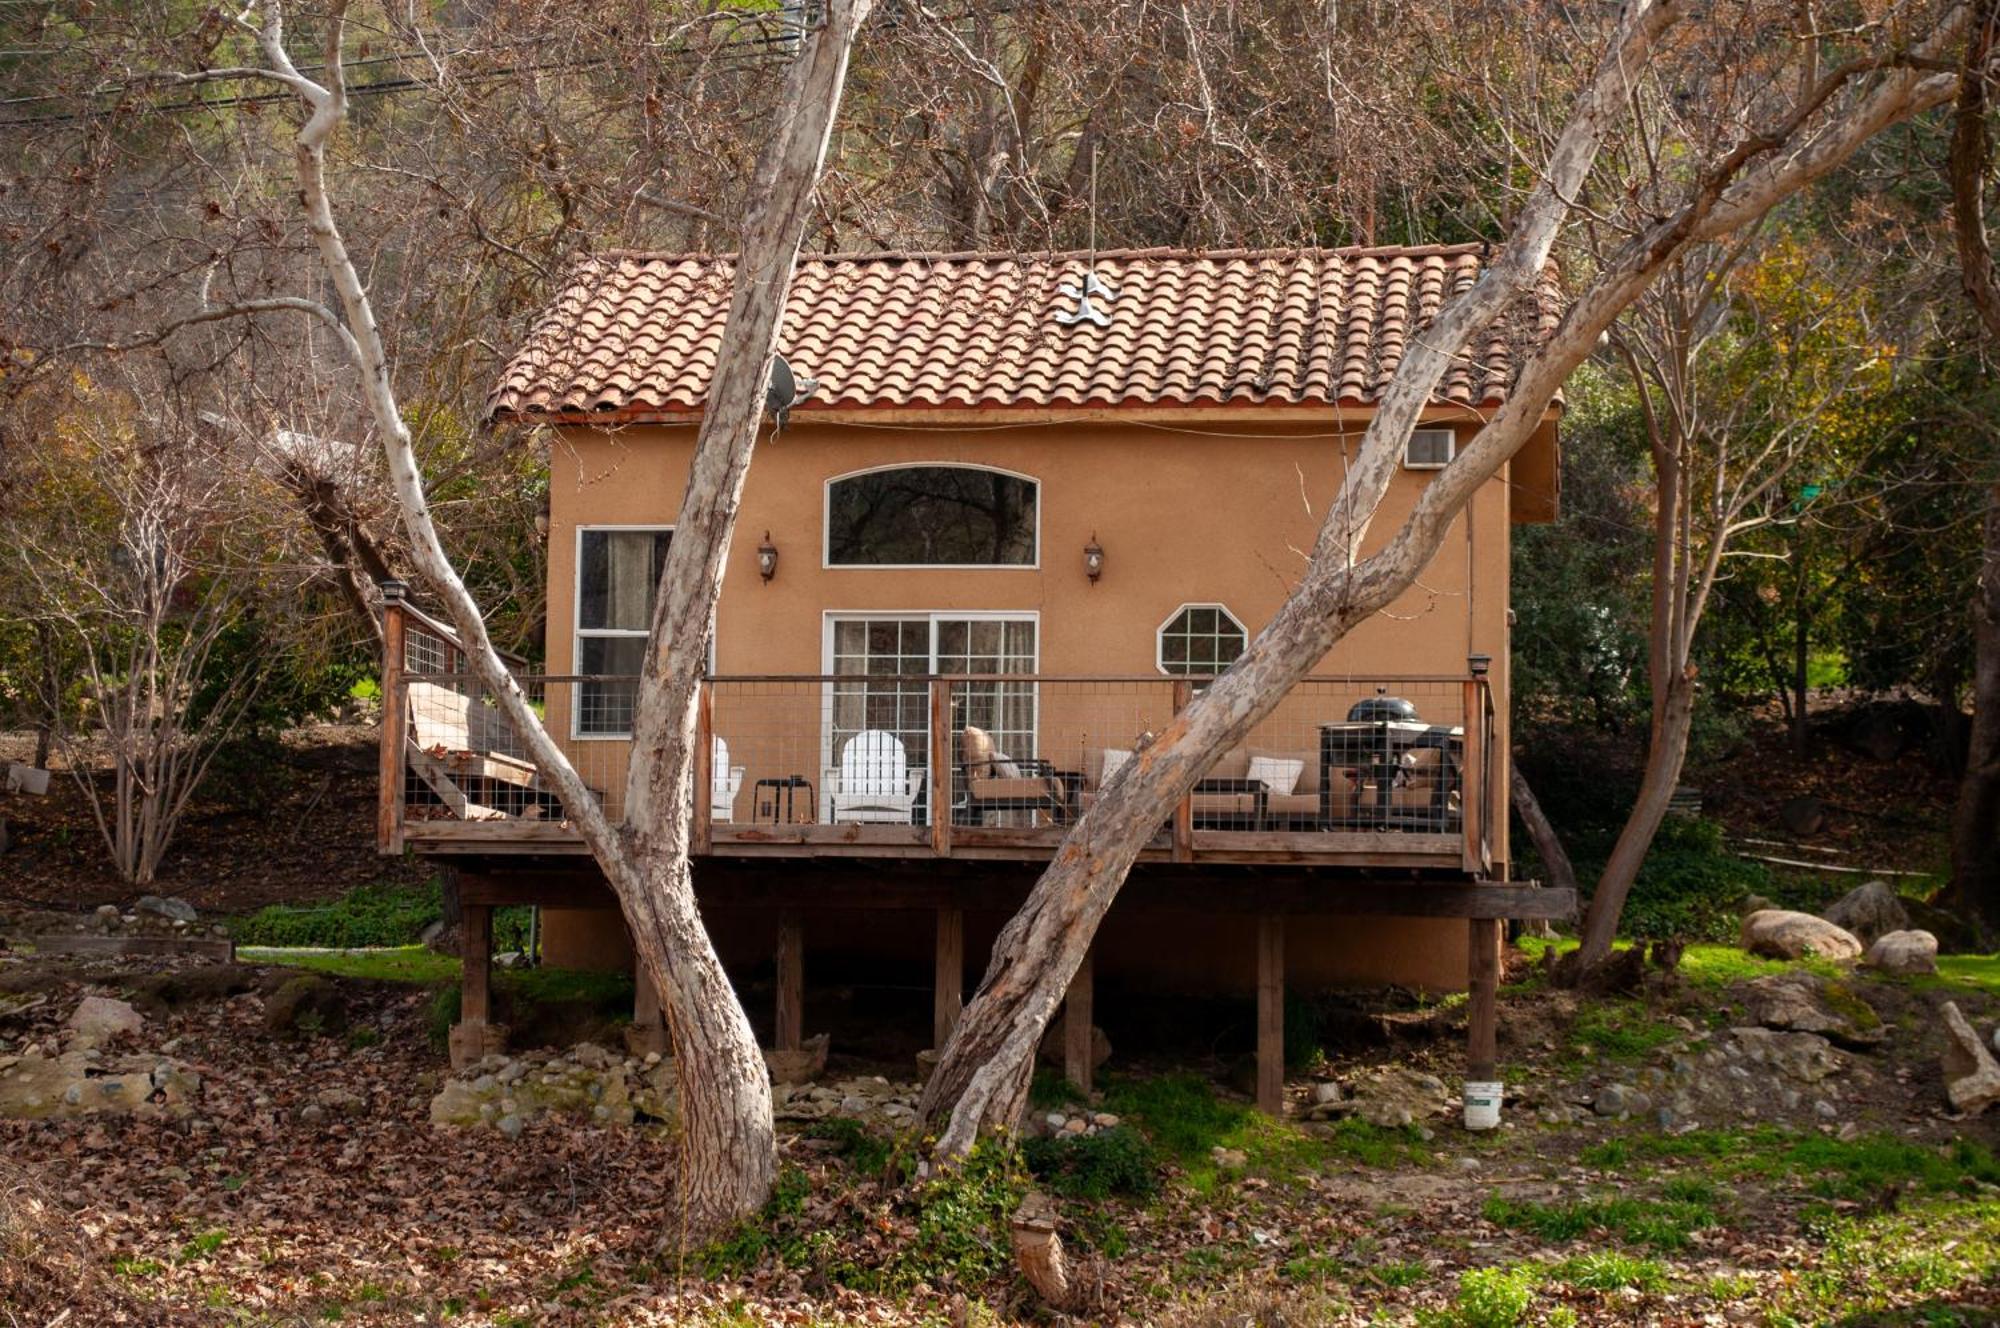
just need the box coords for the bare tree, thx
[44,0,872,1231]
[920,0,1971,1152]
[6,379,278,885]
[1947,0,2000,933]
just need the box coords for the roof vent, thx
[1056,270,1118,328]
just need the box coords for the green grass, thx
[1580,1127,2000,1204]
[1545,1250,1668,1293]
[1764,1196,2000,1326]
[1095,1073,1426,1194]
[244,945,458,984]
[1482,1191,1721,1252]
[1567,1001,1681,1061]
[1929,952,2000,996]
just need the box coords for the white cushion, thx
[1248,755,1304,796]
[992,750,1022,779]
[1099,748,1133,786]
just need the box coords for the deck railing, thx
[379,591,1501,872]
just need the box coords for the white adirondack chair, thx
[711,736,746,823]
[825,730,926,823]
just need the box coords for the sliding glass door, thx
[826,615,1038,776]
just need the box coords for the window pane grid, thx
[1160,605,1247,677]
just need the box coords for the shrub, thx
[235,881,443,948]
[1617,816,1770,942]
[1022,1125,1159,1200]
[1426,1266,1539,1328]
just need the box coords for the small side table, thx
[753,775,815,825]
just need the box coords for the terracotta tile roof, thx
[486,245,1558,422]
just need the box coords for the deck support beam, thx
[1063,946,1094,1095]
[775,910,804,1053]
[1466,916,1501,1084]
[448,901,499,1070]
[933,905,963,1050]
[1256,913,1285,1116]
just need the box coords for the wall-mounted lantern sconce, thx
[757,532,779,583]
[1468,652,1492,677]
[1083,533,1104,584]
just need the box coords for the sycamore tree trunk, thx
[235,0,868,1232]
[1948,1,2000,935]
[918,1,1969,1153]
[619,0,873,1227]
[1572,672,1696,961]
[1510,765,1579,900]
[1952,486,2000,932]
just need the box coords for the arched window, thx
[825,465,1038,567]
[1158,604,1247,676]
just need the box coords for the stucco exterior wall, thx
[533,409,1538,993]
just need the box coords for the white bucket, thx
[1463,1080,1503,1131]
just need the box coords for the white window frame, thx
[819,610,1041,775]
[572,524,672,741]
[1155,602,1248,678]
[822,463,1043,570]
[1403,427,1457,470]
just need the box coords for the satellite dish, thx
[764,352,818,432]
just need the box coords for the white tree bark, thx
[231,0,870,1230]
[920,0,1969,1154]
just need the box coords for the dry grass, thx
[0,1160,133,1327]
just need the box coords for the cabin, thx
[380,246,1575,1107]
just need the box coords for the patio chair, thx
[956,725,1071,826]
[825,730,926,824]
[710,735,746,823]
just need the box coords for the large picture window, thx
[575,527,671,736]
[825,465,1038,566]
[1157,604,1247,676]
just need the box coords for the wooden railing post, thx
[1462,656,1492,875]
[377,579,408,855]
[693,679,713,854]
[1171,679,1194,862]
[929,678,953,855]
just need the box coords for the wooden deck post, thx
[377,579,408,855]
[929,679,953,855]
[775,910,804,1053]
[1063,946,1095,1095]
[1256,913,1285,1116]
[449,901,495,1070]
[1467,916,1501,1083]
[933,905,963,1050]
[1461,671,1489,875]
[694,680,714,854]
[1171,679,1194,862]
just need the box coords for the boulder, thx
[1904,897,1982,955]
[1861,930,1938,976]
[1744,972,1882,1047]
[1741,909,1862,962]
[1036,1020,1112,1072]
[1593,1083,1651,1118]
[765,1032,830,1085]
[66,995,143,1044]
[0,1050,198,1119]
[262,974,347,1037]
[134,895,199,925]
[1821,881,1908,945]
[1940,1001,2000,1115]
[1348,1067,1450,1128]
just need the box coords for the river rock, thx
[1744,971,1882,1047]
[430,1046,678,1131]
[1822,881,1908,945]
[1742,910,1863,962]
[1862,929,1938,976]
[1593,1082,1651,1117]
[66,996,143,1045]
[1941,1001,2000,1115]
[134,895,199,925]
[1348,1067,1450,1128]
[1728,1027,1844,1083]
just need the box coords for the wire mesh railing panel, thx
[709,681,857,827]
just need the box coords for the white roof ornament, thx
[1056,270,1118,327]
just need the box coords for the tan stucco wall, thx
[535,409,1533,991]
